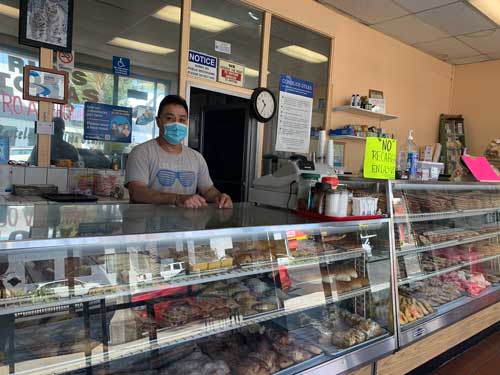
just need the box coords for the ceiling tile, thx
[416,2,496,36]
[372,14,449,44]
[393,0,458,13]
[458,29,500,54]
[415,37,480,60]
[319,0,409,25]
[449,54,491,64]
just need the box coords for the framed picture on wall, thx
[23,65,69,104]
[368,89,384,99]
[19,0,74,52]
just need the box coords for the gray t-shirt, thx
[125,139,213,195]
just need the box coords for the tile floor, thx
[432,330,500,375]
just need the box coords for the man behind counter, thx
[125,95,233,209]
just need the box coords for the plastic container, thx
[416,161,444,181]
[325,189,338,216]
[311,182,330,214]
[397,129,418,180]
[296,173,320,211]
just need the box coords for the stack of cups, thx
[317,130,326,162]
[326,139,334,168]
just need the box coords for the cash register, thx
[249,155,336,209]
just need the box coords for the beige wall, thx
[452,60,500,156]
[244,0,454,173]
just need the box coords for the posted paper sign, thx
[84,102,132,143]
[56,51,74,72]
[462,155,500,182]
[275,75,314,154]
[112,56,130,76]
[218,59,244,87]
[363,137,397,179]
[188,50,217,81]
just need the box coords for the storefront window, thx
[264,17,331,157]
[0,2,39,162]
[189,0,263,89]
[48,0,181,168]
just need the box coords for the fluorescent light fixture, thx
[276,45,328,64]
[154,5,236,32]
[248,11,260,21]
[0,4,19,18]
[245,67,259,77]
[469,0,500,25]
[108,37,175,55]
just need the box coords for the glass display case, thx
[390,181,500,347]
[0,203,395,375]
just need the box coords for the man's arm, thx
[128,181,207,208]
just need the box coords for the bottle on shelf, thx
[397,129,418,180]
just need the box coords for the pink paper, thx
[462,155,500,182]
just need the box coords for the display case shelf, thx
[28,283,389,375]
[396,230,500,257]
[393,207,500,223]
[0,249,368,317]
[398,253,500,286]
[398,283,500,347]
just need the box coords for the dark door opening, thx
[188,87,255,203]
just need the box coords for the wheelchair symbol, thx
[117,58,126,68]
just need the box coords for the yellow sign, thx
[363,137,397,179]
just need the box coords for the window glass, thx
[264,17,330,159]
[43,0,181,168]
[0,1,39,162]
[189,0,262,89]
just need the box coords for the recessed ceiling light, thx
[0,4,19,18]
[469,0,500,25]
[154,5,237,33]
[248,11,260,21]
[245,67,259,77]
[276,45,328,64]
[108,38,175,55]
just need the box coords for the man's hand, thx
[215,193,233,209]
[177,194,207,208]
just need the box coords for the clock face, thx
[256,90,275,120]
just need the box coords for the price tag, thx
[403,254,422,277]
[284,292,325,311]
[273,232,283,241]
[187,240,196,264]
[367,260,390,294]
[210,236,233,258]
[175,240,183,253]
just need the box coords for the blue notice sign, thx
[84,102,132,143]
[112,56,130,76]
[188,50,217,81]
[279,75,314,98]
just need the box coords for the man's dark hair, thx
[157,95,189,117]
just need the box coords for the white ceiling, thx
[318,0,500,65]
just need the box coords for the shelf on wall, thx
[333,106,398,121]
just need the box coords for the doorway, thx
[187,86,256,202]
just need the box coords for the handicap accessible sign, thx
[113,56,130,76]
[84,102,132,143]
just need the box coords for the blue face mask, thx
[163,122,187,145]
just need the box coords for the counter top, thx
[0,202,319,246]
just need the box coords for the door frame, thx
[186,81,257,202]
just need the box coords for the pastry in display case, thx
[0,202,395,375]
[391,182,500,346]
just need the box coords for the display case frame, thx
[0,202,397,375]
[388,180,500,348]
